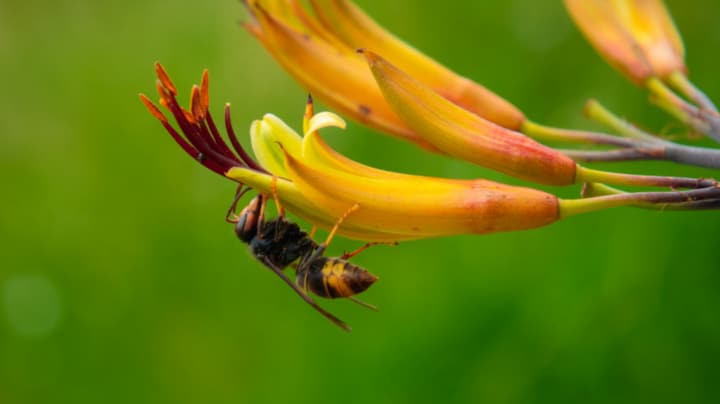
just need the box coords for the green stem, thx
[647,77,720,142]
[521,120,636,147]
[559,148,660,163]
[580,183,720,211]
[576,166,715,189]
[584,100,664,144]
[666,71,718,113]
[558,185,720,218]
[584,100,720,169]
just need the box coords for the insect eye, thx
[235,206,258,242]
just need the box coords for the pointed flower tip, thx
[139,93,168,123]
[356,48,377,64]
[200,69,210,110]
[306,112,347,136]
[190,85,205,121]
[154,62,177,96]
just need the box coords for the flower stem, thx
[558,185,720,218]
[521,120,636,147]
[666,71,718,113]
[583,100,666,144]
[584,100,720,169]
[575,166,715,189]
[559,148,660,163]
[580,183,720,211]
[647,77,720,142]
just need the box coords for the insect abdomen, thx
[298,258,378,299]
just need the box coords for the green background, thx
[2,1,719,403]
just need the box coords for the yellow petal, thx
[304,111,347,136]
[250,119,288,177]
[244,3,434,148]
[281,135,560,237]
[225,167,413,241]
[362,50,578,186]
[309,0,526,129]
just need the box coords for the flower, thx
[141,64,564,241]
[564,0,685,84]
[361,50,579,186]
[141,65,720,243]
[242,0,525,141]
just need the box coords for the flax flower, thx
[140,65,720,243]
[244,0,720,184]
[243,0,524,141]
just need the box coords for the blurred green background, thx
[2,1,720,403]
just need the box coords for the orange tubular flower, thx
[243,0,582,185]
[242,0,525,140]
[141,66,720,243]
[140,64,562,241]
[564,0,685,84]
[361,50,579,186]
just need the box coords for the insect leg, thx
[323,203,360,247]
[225,185,250,223]
[341,242,399,260]
[270,175,285,217]
[256,194,268,238]
[261,257,352,332]
[348,297,379,311]
[303,203,361,263]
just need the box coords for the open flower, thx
[564,0,685,85]
[141,65,720,243]
[140,64,561,239]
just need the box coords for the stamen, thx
[303,93,314,134]
[155,80,173,108]
[160,83,238,171]
[190,85,205,121]
[225,103,267,172]
[144,64,268,177]
[200,69,210,113]
[139,94,168,123]
[205,111,242,162]
[154,62,177,95]
[183,108,197,125]
[140,94,227,175]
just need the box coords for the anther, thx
[154,62,177,96]
[139,94,168,123]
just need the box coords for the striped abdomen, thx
[297,257,378,299]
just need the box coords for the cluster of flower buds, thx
[141,0,720,242]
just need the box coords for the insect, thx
[227,186,384,331]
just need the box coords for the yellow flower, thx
[361,50,579,186]
[564,0,685,84]
[141,66,720,243]
[141,64,565,241]
[243,0,525,140]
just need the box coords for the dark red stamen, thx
[143,63,266,177]
[225,103,267,172]
[206,110,241,162]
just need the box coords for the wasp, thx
[227,186,385,331]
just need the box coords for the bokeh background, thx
[2,1,720,403]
